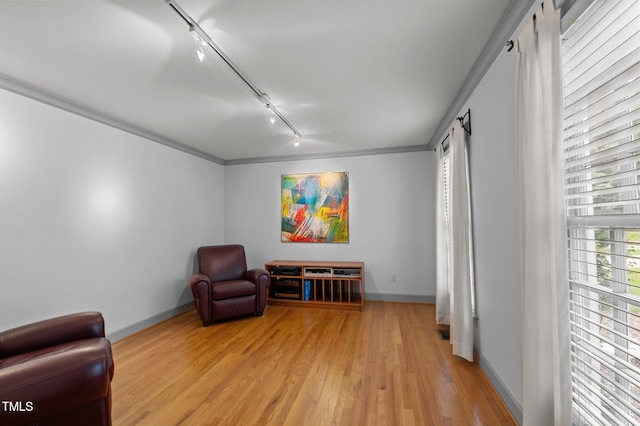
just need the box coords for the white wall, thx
[224,152,436,300]
[0,88,225,336]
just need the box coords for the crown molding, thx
[1,72,430,166]
[426,0,536,150]
[0,73,225,165]
[224,144,431,165]
[3,0,548,165]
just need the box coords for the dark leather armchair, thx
[0,311,114,426]
[189,245,270,326]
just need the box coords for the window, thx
[562,0,640,424]
[440,139,476,319]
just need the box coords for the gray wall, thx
[224,152,436,301]
[0,87,225,336]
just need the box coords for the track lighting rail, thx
[165,0,301,140]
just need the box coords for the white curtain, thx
[515,0,572,424]
[448,119,475,362]
[435,119,475,362]
[435,143,450,325]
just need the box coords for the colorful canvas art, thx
[281,172,349,243]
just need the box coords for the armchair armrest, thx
[189,274,212,324]
[0,344,111,424]
[0,312,105,359]
[245,268,270,286]
[189,274,212,293]
[246,268,270,314]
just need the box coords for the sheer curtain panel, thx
[447,119,475,362]
[435,144,450,325]
[515,0,572,424]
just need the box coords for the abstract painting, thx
[281,172,349,243]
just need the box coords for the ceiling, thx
[0,0,513,163]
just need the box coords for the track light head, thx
[259,93,271,106]
[169,2,303,148]
[196,41,206,62]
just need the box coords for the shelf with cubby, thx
[265,260,365,311]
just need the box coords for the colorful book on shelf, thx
[304,280,311,301]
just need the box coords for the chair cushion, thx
[211,280,256,301]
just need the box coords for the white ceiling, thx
[0,0,513,163]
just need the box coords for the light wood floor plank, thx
[111,302,517,425]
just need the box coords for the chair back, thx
[197,245,247,282]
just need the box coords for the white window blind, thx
[443,151,450,224]
[562,0,640,424]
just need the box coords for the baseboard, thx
[107,302,193,342]
[365,293,435,303]
[106,296,431,341]
[477,350,523,424]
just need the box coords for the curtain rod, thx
[436,108,472,150]
[505,0,586,52]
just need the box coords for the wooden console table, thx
[265,260,365,311]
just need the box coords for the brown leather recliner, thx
[0,311,114,426]
[189,244,270,326]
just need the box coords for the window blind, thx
[562,0,640,424]
[443,152,450,224]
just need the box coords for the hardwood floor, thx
[111,302,517,425]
